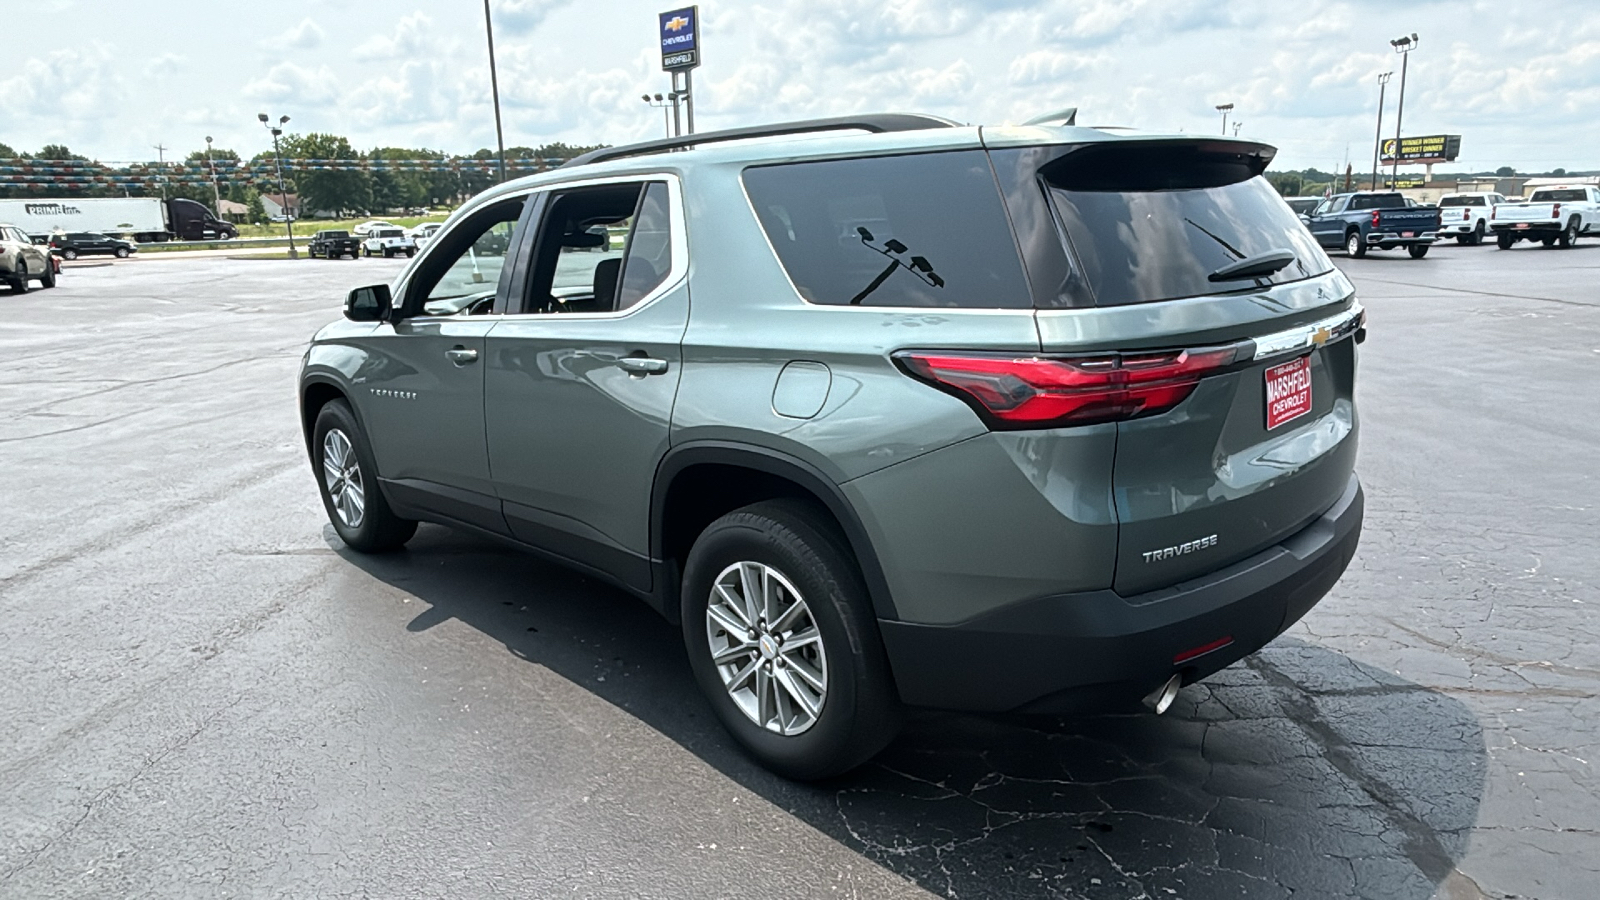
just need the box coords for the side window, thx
[520,181,650,315]
[616,182,673,310]
[742,151,1031,308]
[408,196,525,316]
[1329,197,1350,213]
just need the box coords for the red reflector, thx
[1174,636,1234,665]
[896,347,1235,429]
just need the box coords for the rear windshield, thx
[322,231,349,238]
[1440,196,1485,207]
[1348,193,1407,210]
[1531,189,1587,202]
[742,151,1031,308]
[1044,166,1331,307]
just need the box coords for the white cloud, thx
[354,12,438,61]
[275,18,326,50]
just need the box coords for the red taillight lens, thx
[1370,210,1381,227]
[895,348,1236,429]
[1462,209,1470,221]
[1553,203,1562,220]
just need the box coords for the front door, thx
[1306,197,1346,247]
[355,194,531,533]
[484,178,687,591]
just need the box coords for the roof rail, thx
[564,113,960,168]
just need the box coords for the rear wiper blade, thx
[1208,249,1297,283]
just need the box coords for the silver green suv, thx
[299,114,1365,779]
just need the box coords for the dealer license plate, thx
[1265,355,1313,431]
[1402,231,1415,237]
[1516,223,1530,230]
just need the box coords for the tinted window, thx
[1531,189,1587,202]
[743,151,1030,308]
[617,182,672,310]
[1348,194,1406,210]
[1440,196,1485,207]
[1045,176,1331,306]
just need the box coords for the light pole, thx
[483,0,507,183]
[1389,34,1418,189]
[153,143,169,200]
[204,135,222,216]
[1232,121,1242,137]
[1370,72,1392,189]
[642,93,674,137]
[1215,103,1233,135]
[258,113,297,259]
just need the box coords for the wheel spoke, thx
[783,627,822,652]
[711,639,754,666]
[726,657,760,693]
[713,584,751,627]
[775,668,821,720]
[756,666,775,728]
[784,654,826,693]
[323,458,343,491]
[738,562,765,625]
[706,603,747,638]
[769,592,806,633]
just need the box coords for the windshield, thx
[1044,175,1332,306]
[1440,196,1485,207]
[323,231,349,238]
[1531,189,1587,202]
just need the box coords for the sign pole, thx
[670,72,683,137]
[685,69,695,135]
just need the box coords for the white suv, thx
[362,227,416,258]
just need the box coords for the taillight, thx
[894,348,1237,429]
[1463,209,1470,221]
[1370,210,1381,227]
[1553,203,1562,220]
[1491,207,1497,220]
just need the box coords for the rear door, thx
[483,177,688,593]
[990,139,1361,595]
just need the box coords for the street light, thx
[1370,72,1392,189]
[483,0,507,183]
[1215,103,1234,135]
[204,135,222,217]
[258,112,297,259]
[1389,33,1418,189]
[642,93,674,138]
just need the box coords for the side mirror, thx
[345,284,391,322]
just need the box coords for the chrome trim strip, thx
[1251,304,1364,361]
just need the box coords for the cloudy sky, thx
[3,0,1597,173]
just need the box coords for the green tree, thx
[1495,166,1515,177]
[1552,168,1566,177]
[36,144,86,160]
[0,142,17,158]
[275,133,371,217]
[246,192,267,225]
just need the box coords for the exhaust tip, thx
[1142,674,1183,715]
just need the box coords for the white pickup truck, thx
[1437,192,1506,245]
[1490,185,1600,249]
[361,226,417,258]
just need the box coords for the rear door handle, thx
[616,356,669,375]
[446,346,479,365]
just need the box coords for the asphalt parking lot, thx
[2,242,1597,899]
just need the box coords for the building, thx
[259,193,300,220]
[217,199,250,223]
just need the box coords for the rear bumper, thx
[1439,223,1479,235]
[1490,222,1560,236]
[1367,230,1436,245]
[878,473,1363,714]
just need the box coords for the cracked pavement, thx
[1,244,1596,898]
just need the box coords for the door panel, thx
[484,283,688,586]
[355,318,503,530]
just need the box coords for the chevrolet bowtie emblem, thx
[665,15,689,31]
[1312,326,1331,346]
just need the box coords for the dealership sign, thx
[1381,134,1462,164]
[659,6,700,70]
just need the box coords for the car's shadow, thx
[336,523,1486,899]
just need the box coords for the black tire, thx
[1541,236,1556,248]
[681,499,900,780]
[311,399,417,553]
[1454,235,1469,245]
[40,259,55,288]
[1558,220,1579,249]
[1408,244,1430,259]
[1345,230,1367,258]
[8,260,28,293]
[114,247,130,258]
[61,248,78,260]
[363,247,371,258]
[1496,232,1515,250]
[1471,221,1485,245]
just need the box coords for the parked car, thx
[1302,191,1441,258]
[1,223,57,292]
[361,227,416,258]
[1489,185,1600,249]
[308,230,361,260]
[1437,192,1506,245]
[1285,197,1321,216]
[50,232,137,260]
[353,220,394,237]
[408,222,444,248]
[299,114,1365,779]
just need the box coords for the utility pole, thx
[258,113,298,259]
[204,135,222,216]
[1390,34,1418,189]
[1370,72,1392,189]
[153,143,169,199]
[483,0,507,183]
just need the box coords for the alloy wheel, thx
[705,561,829,736]
[321,428,366,529]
